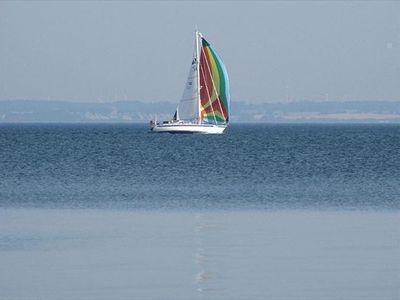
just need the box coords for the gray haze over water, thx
[1,1,399,103]
[1,209,399,300]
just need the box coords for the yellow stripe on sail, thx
[207,47,221,103]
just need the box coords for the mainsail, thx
[176,32,230,124]
[176,57,199,121]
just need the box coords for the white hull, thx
[151,123,226,134]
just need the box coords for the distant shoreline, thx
[1,100,399,123]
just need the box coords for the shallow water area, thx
[0,208,398,300]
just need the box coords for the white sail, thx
[176,57,199,121]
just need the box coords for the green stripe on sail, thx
[202,38,210,47]
[203,112,226,122]
[206,44,229,119]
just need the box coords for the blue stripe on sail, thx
[209,44,230,122]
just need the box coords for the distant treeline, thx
[0,100,399,123]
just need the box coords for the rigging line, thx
[199,56,217,125]
[201,46,226,123]
[196,31,201,124]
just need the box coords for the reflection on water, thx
[0,209,398,300]
[194,214,223,297]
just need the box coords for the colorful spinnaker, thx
[199,37,230,124]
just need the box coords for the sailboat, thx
[150,31,230,134]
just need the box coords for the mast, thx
[195,30,201,124]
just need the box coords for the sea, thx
[0,124,399,300]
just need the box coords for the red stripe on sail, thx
[199,45,228,121]
[200,47,215,108]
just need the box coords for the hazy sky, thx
[0,1,399,103]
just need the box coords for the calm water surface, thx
[0,124,399,299]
